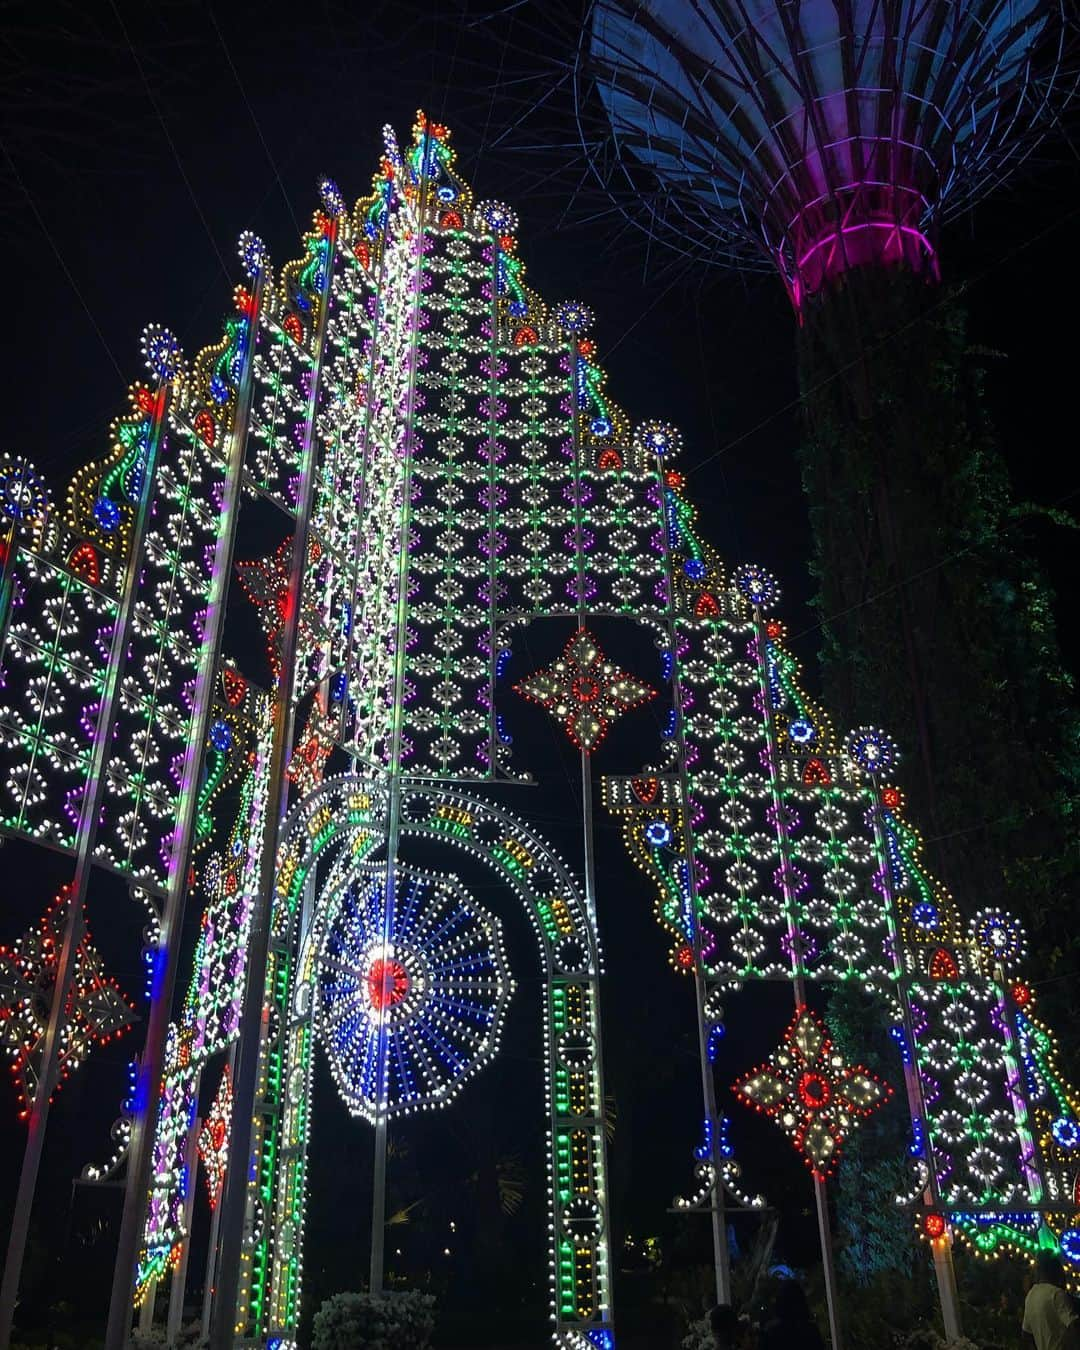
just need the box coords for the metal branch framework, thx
[582,0,1073,301]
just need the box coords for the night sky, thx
[1,3,1078,1346]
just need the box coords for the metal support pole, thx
[813,1178,843,1350]
[139,1281,157,1336]
[209,224,337,1350]
[167,1115,201,1346]
[106,270,267,1350]
[0,381,169,1350]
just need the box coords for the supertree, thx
[579,0,1080,1013]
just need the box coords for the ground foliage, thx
[310,1290,436,1350]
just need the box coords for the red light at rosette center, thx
[797,1071,831,1110]
[1011,982,1032,1007]
[675,944,695,971]
[571,675,601,704]
[923,1213,947,1240]
[368,957,410,1011]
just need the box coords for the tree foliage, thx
[311,1290,436,1350]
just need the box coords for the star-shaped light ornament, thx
[197,1064,233,1208]
[0,887,135,1118]
[514,628,655,752]
[733,1006,892,1179]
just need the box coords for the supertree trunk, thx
[798,269,1080,1020]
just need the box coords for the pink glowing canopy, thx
[587,0,1066,303]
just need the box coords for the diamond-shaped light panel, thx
[732,1005,892,1179]
[514,627,655,752]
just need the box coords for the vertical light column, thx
[210,212,338,1350]
[105,252,268,1350]
[0,366,170,1350]
[369,140,431,1300]
[564,334,616,1340]
[750,598,843,1350]
[652,456,732,1307]
[866,775,963,1341]
[166,1114,201,1346]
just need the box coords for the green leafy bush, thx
[311,1290,436,1350]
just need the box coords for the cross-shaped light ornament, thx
[733,1006,892,1179]
[514,627,655,752]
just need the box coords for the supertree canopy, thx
[586,0,1069,304]
[581,1,1080,1036]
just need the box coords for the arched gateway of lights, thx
[1,116,1079,1350]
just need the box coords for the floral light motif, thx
[317,868,513,1122]
[197,1063,233,1208]
[733,1005,892,1179]
[514,627,655,752]
[0,887,134,1117]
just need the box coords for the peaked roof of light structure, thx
[584,0,1070,304]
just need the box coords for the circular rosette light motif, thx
[140,324,183,381]
[554,300,595,334]
[969,907,1026,970]
[633,420,683,460]
[843,726,899,776]
[0,455,49,529]
[733,563,781,611]
[316,865,513,1121]
[478,199,519,235]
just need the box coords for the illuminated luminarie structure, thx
[1,114,1079,1350]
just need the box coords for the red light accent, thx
[598,448,623,471]
[675,945,695,970]
[209,1118,227,1151]
[135,387,156,413]
[368,958,410,1011]
[283,313,304,344]
[577,339,596,359]
[514,326,539,347]
[498,234,516,252]
[765,620,784,639]
[356,242,372,270]
[695,591,720,619]
[664,471,685,489]
[68,543,101,586]
[234,285,255,315]
[929,947,959,981]
[924,1213,946,1240]
[440,210,464,230]
[193,410,216,446]
[571,676,601,703]
[631,777,659,805]
[803,757,832,786]
[797,1071,831,1110]
[222,668,247,707]
[1011,982,1032,1007]
[882,787,902,809]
